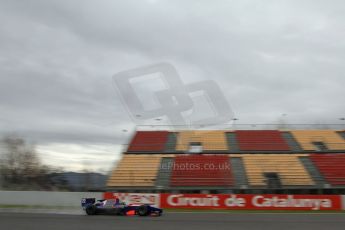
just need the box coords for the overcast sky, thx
[0,0,344,172]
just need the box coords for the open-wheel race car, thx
[81,198,163,216]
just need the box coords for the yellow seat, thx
[238,154,314,186]
[290,130,345,150]
[175,131,228,151]
[107,154,174,187]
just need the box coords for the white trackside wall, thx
[0,191,103,207]
[0,192,344,210]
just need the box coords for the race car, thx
[81,198,163,216]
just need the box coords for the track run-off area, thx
[0,212,344,230]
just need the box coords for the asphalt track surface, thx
[0,212,344,230]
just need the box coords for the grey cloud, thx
[0,0,345,159]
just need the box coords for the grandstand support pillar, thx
[121,129,128,151]
[201,190,210,194]
[232,118,239,129]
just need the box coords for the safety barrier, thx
[104,192,344,211]
[0,191,343,210]
[0,191,103,207]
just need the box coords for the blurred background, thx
[0,0,345,192]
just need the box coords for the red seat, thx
[310,154,345,185]
[170,155,233,186]
[236,130,290,151]
[127,131,169,152]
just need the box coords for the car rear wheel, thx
[85,205,97,215]
[137,205,150,216]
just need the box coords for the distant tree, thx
[0,135,63,190]
[0,135,103,191]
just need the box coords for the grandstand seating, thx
[235,130,290,151]
[338,131,345,140]
[310,154,345,185]
[170,155,233,186]
[127,131,169,152]
[107,154,173,187]
[107,129,345,190]
[290,130,345,151]
[241,154,314,186]
[175,131,228,151]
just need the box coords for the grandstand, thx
[107,129,345,194]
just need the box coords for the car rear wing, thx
[81,198,96,207]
